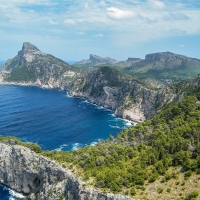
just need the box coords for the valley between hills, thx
[1,42,200,199]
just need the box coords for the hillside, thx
[1,75,200,199]
[43,75,200,199]
[76,52,200,88]
[0,42,82,88]
[65,66,175,122]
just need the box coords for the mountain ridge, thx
[75,51,200,88]
[75,54,118,65]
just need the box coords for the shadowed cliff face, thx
[0,143,132,200]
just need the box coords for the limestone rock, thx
[0,143,132,200]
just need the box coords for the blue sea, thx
[0,85,132,199]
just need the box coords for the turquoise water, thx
[0,85,131,199]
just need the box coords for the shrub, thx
[130,188,136,196]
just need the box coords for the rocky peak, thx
[21,42,40,54]
[17,42,42,65]
[145,51,182,61]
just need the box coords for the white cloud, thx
[0,0,200,60]
[107,7,139,20]
[63,19,76,25]
[76,31,85,35]
[93,33,104,37]
[85,3,89,8]
[147,0,165,9]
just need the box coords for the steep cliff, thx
[0,142,132,200]
[65,66,175,122]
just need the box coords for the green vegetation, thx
[38,85,200,194]
[0,136,42,153]
[4,53,83,83]
[2,73,200,198]
[75,54,200,88]
[185,191,199,200]
[6,65,37,82]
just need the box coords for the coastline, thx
[0,183,25,199]
[0,81,137,125]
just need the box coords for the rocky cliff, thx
[0,142,132,200]
[65,66,175,122]
[0,42,82,89]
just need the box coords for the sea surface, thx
[0,84,132,199]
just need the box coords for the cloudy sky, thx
[0,0,200,62]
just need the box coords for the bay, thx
[0,85,131,199]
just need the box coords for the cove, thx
[0,84,132,199]
[0,85,131,151]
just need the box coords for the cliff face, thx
[65,66,174,122]
[0,142,132,200]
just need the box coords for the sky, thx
[0,0,200,62]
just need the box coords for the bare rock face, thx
[0,143,132,200]
[66,66,174,122]
[17,42,43,65]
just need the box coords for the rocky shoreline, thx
[0,80,137,124]
[0,142,133,200]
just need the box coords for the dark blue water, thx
[0,85,131,199]
[0,183,24,199]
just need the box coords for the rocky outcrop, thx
[0,143,132,200]
[0,42,81,88]
[65,66,174,122]
[76,54,118,65]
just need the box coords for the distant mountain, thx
[114,52,200,88]
[73,52,200,88]
[75,54,118,67]
[0,42,82,88]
